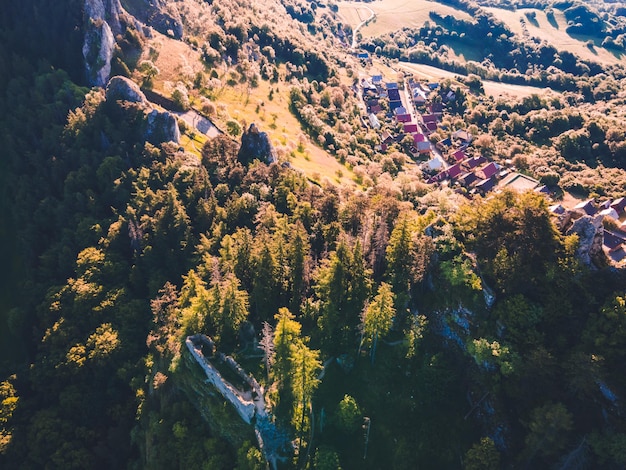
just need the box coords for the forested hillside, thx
[2,0,626,469]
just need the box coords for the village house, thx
[599,207,619,220]
[574,199,597,216]
[549,204,566,215]
[477,162,500,180]
[453,129,473,144]
[404,123,419,133]
[603,230,626,253]
[611,197,626,214]
[394,106,411,122]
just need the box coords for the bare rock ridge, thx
[238,124,278,165]
[105,76,180,144]
[121,0,184,39]
[565,214,606,268]
[83,0,126,86]
[83,0,184,87]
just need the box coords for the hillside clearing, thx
[142,33,356,187]
[484,7,623,66]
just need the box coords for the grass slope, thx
[142,32,357,188]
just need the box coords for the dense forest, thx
[2,0,626,469]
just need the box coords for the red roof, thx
[422,114,438,123]
[453,150,467,162]
[479,162,499,179]
[448,163,462,178]
[404,123,419,133]
[413,133,426,143]
[466,156,487,168]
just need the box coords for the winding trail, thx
[351,5,375,50]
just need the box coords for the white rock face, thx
[105,76,147,104]
[83,18,115,87]
[83,0,123,86]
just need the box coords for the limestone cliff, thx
[566,214,607,268]
[105,76,180,144]
[83,0,127,86]
[121,0,184,39]
[238,124,278,165]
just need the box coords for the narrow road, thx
[351,5,375,50]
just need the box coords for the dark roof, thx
[549,204,565,214]
[404,123,418,133]
[574,199,597,216]
[422,114,438,123]
[430,103,444,114]
[386,82,398,89]
[389,100,403,110]
[459,172,478,186]
[388,88,401,101]
[611,197,626,212]
[394,106,407,115]
[466,155,487,168]
[604,231,626,251]
[476,177,496,193]
[448,163,462,178]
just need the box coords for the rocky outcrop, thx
[238,124,277,165]
[145,109,181,145]
[122,0,184,39]
[566,215,606,268]
[83,0,126,86]
[105,76,147,104]
[83,17,115,87]
[104,76,180,145]
[149,5,184,39]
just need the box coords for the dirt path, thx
[352,5,375,50]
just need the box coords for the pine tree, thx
[360,282,395,363]
[290,341,322,447]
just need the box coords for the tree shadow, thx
[546,13,558,29]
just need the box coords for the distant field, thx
[337,0,472,38]
[482,79,556,100]
[340,0,623,67]
[484,7,623,65]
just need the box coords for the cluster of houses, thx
[361,73,534,196]
[359,73,626,261]
[361,75,440,158]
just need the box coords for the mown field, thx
[483,6,623,66]
[338,0,472,38]
[339,0,624,67]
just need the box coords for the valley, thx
[2,0,626,468]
